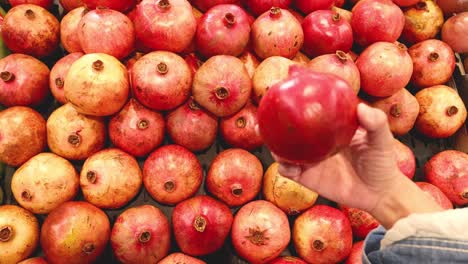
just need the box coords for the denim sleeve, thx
[362,226,468,264]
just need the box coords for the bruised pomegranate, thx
[394,139,416,179]
[12,153,79,214]
[232,200,290,264]
[263,162,318,215]
[415,85,467,138]
[351,0,405,46]
[159,253,206,264]
[18,257,48,264]
[425,150,468,206]
[82,0,135,12]
[294,205,353,264]
[0,107,46,167]
[59,0,83,11]
[340,206,379,239]
[60,7,85,53]
[442,12,468,53]
[47,103,106,160]
[345,241,364,264]
[239,50,260,78]
[292,51,309,65]
[50,52,84,104]
[207,149,263,207]
[402,0,444,44]
[184,53,203,78]
[0,54,49,107]
[111,205,170,263]
[415,182,453,210]
[172,195,233,256]
[0,205,39,264]
[9,0,53,8]
[268,256,307,264]
[247,0,292,16]
[191,0,240,12]
[258,65,358,163]
[143,145,203,205]
[41,201,110,264]
[356,42,413,97]
[370,88,419,135]
[193,55,251,117]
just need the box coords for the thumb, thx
[357,103,394,148]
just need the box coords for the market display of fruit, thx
[0,0,467,263]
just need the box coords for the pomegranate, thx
[294,0,335,14]
[415,85,467,138]
[251,8,304,59]
[239,50,260,78]
[60,6,85,53]
[179,6,204,54]
[143,145,203,205]
[0,54,49,107]
[252,56,296,103]
[2,4,59,57]
[437,0,468,16]
[340,206,379,239]
[415,182,453,210]
[258,65,358,163]
[47,103,106,160]
[442,12,468,53]
[302,10,353,57]
[425,150,468,206]
[159,253,206,264]
[263,162,318,215]
[18,257,48,264]
[307,51,360,94]
[332,6,352,23]
[82,0,135,12]
[392,0,419,6]
[172,195,233,256]
[232,200,290,263]
[409,39,455,89]
[41,201,110,264]
[0,205,39,264]
[345,241,364,264]
[268,256,307,264]
[356,42,413,97]
[292,51,309,65]
[134,0,196,53]
[191,0,240,12]
[9,0,53,9]
[184,53,203,78]
[193,55,251,117]
[294,205,353,264]
[370,88,420,136]
[394,139,417,179]
[64,53,129,116]
[247,0,292,16]
[166,98,218,152]
[59,0,83,11]
[0,107,46,167]
[402,0,444,44]
[207,149,263,207]
[351,0,405,46]
[50,52,84,104]
[12,153,79,214]
[111,205,171,263]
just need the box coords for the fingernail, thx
[278,163,302,178]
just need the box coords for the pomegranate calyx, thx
[335,50,348,63]
[0,71,15,82]
[25,9,35,19]
[138,119,149,130]
[416,1,427,10]
[68,133,81,146]
[55,77,64,88]
[390,104,402,118]
[215,87,230,100]
[231,184,243,196]
[82,243,95,254]
[0,226,13,242]
[447,106,459,116]
[245,227,269,246]
[164,181,175,192]
[224,13,236,27]
[157,62,169,75]
[188,99,201,110]
[21,190,32,201]
[396,42,407,52]
[332,13,341,22]
[269,7,281,17]
[429,52,439,62]
[158,0,171,9]
[313,239,325,251]
[194,215,207,232]
[235,117,247,128]
[86,171,97,184]
[461,191,468,199]
[139,231,151,243]
[92,60,104,71]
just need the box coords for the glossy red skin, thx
[415,182,453,210]
[258,65,358,163]
[134,0,196,52]
[207,149,263,207]
[345,241,364,264]
[247,0,292,16]
[111,205,171,264]
[60,6,85,53]
[9,0,53,9]
[220,103,263,150]
[302,10,353,58]
[82,0,135,12]
[232,200,290,264]
[340,206,379,239]
[394,139,416,179]
[392,0,418,6]
[184,53,203,78]
[109,99,165,157]
[425,150,468,206]
[268,256,307,264]
[2,4,59,57]
[50,52,84,104]
[172,195,233,256]
[191,0,240,12]
[294,0,334,14]
[351,0,405,46]
[0,54,49,107]
[294,205,353,264]
[158,253,206,264]
[18,257,49,264]
[59,0,83,11]
[40,201,110,264]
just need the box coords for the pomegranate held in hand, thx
[268,256,307,264]
[59,0,83,11]
[60,6,85,53]
[442,12,468,53]
[345,241,364,264]
[394,139,416,179]
[402,0,444,44]
[340,206,379,239]
[9,0,53,9]
[82,0,135,12]
[18,257,48,264]
[415,182,453,210]
[158,253,206,264]
[239,50,260,78]
[191,0,239,12]
[247,0,292,16]
[50,52,84,104]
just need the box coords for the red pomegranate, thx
[206,149,263,207]
[247,0,292,16]
[392,0,419,6]
[402,0,444,44]
[172,195,233,256]
[191,0,240,12]
[370,88,420,136]
[351,0,405,46]
[131,51,192,111]
[41,201,110,264]
[193,55,251,117]
[50,52,84,104]
[18,257,48,264]
[134,0,196,53]
[415,85,467,138]
[2,4,59,57]
[60,6,85,53]
[78,8,135,59]
[0,107,46,167]
[307,51,360,94]
[239,50,260,78]
[345,241,364,264]
[111,205,171,263]
[415,182,453,210]
[184,53,203,78]
[251,8,303,59]
[340,206,379,239]
[0,54,49,107]
[394,139,416,179]
[437,0,468,16]
[356,42,413,97]
[82,0,135,12]
[294,205,353,264]
[442,12,468,53]
[159,253,206,264]
[59,0,83,11]
[332,6,352,23]
[143,145,203,205]
[294,0,334,14]
[425,150,468,206]
[258,65,358,163]
[9,0,53,9]
[268,256,307,264]
[302,10,353,58]
[409,39,455,89]
[292,51,310,65]
[232,200,290,264]
[166,98,218,152]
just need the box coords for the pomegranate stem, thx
[335,50,348,63]
[92,60,104,71]
[269,7,281,17]
[224,13,236,27]
[157,62,169,75]
[194,216,207,232]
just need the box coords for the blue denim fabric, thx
[363,227,468,264]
